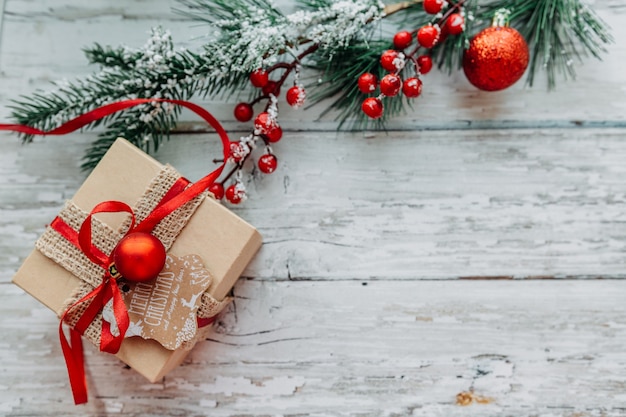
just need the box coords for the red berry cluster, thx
[359,0,466,119]
[216,64,307,204]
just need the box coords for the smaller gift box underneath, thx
[13,138,262,382]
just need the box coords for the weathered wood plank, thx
[1,1,626,416]
[1,280,625,416]
[3,129,626,281]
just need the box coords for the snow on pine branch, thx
[203,0,385,72]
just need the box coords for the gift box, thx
[12,138,262,384]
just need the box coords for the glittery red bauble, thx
[357,72,378,93]
[286,86,306,108]
[463,26,529,91]
[258,154,278,174]
[249,69,269,88]
[402,77,422,98]
[234,102,253,122]
[113,232,166,283]
[361,97,383,119]
[380,73,402,97]
[208,182,224,200]
[393,31,413,50]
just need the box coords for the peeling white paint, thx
[1,0,626,416]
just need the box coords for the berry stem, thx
[250,95,270,106]
[276,43,319,91]
[439,0,467,23]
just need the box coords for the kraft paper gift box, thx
[12,138,262,382]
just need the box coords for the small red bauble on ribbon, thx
[113,232,166,283]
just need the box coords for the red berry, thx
[234,102,253,122]
[417,25,440,48]
[379,73,402,97]
[262,80,280,96]
[393,31,413,50]
[229,141,248,162]
[258,154,278,174]
[250,69,269,88]
[423,0,446,14]
[445,13,465,35]
[361,97,383,119]
[286,86,306,108]
[254,112,276,134]
[208,183,225,200]
[402,77,423,98]
[416,55,433,75]
[357,73,378,93]
[225,183,245,204]
[380,50,403,72]
[265,125,283,143]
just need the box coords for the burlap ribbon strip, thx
[36,165,230,350]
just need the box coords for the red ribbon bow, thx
[1,98,230,404]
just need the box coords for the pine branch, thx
[310,0,612,127]
[7,0,612,171]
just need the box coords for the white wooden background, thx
[1,1,626,416]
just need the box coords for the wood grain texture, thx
[2,280,626,416]
[3,129,626,281]
[1,0,626,416]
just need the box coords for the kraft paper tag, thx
[119,254,212,349]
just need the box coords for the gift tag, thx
[121,254,212,349]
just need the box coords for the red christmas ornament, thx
[208,182,224,200]
[225,183,245,204]
[380,50,403,72]
[445,13,465,36]
[234,102,253,122]
[380,73,402,97]
[258,154,278,174]
[417,25,440,48]
[262,80,280,96]
[113,232,166,283]
[265,125,283,143]
[393,31,413,50]
[286,85,306,108]
[423,0,446,14]
[416,55,433,74]
[402,77,423,98]
[358,73,378,93]
[361,97,383,119]
[463,26,529,91]
[250,69,269,88]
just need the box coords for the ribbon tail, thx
[58,282,106,405]
[59,324,88,405]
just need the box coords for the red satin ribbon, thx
[1,99,230,404]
